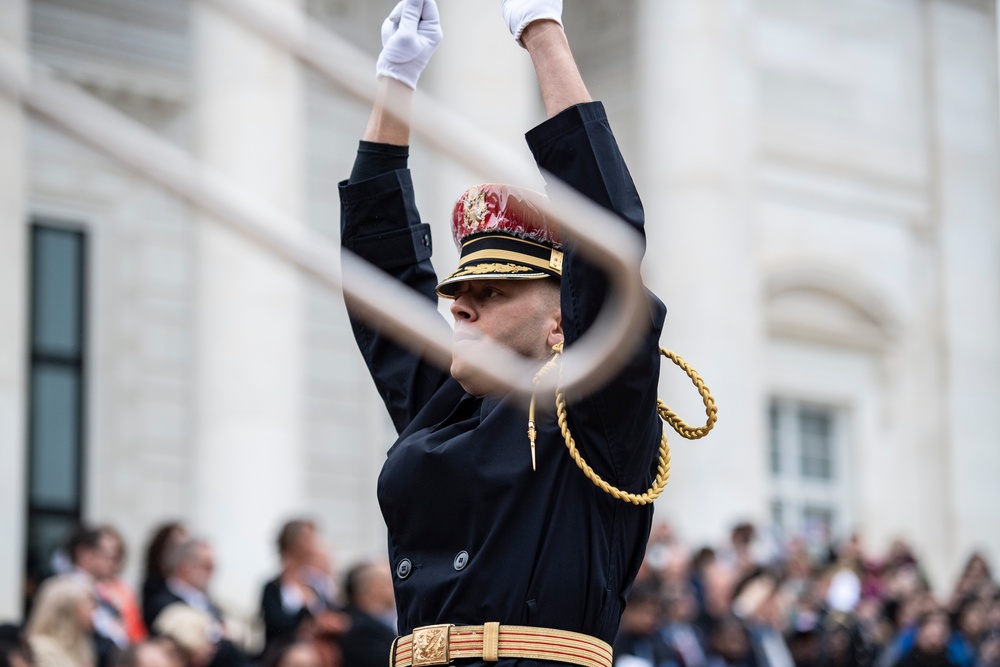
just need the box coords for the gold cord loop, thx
[529,344,717,504]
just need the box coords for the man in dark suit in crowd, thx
[144,539,222,630]
[340,562,397,667]
[260,520,347,657]
[145,539,247,667]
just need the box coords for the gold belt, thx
[390,623,613,667]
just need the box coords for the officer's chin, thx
[450,358,494,398]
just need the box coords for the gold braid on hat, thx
[528,343,718,505]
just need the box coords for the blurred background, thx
[1,0,999,662]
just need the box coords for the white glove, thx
[500,0,563,46]
[376,0,443,89]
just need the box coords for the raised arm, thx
[363,0,440,145]
[501,0,591,118]
[340,0,447,433]
[503,2,666,487]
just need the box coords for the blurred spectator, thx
[114,641,180,667]
[260,641,324,667]
[339,561,396,667]
[145,541,219,631]
[730,569,793,667]
[151,606,217,667]
[705,615,752,667]
[260,522,347,667]
[25,577,96,667]
[895,609,962,667]
[66,526,129,656]
[661,584,706,667]
[141,524,189,633]
[613,582,680,667]
[718,524,759,581]
[260,522,348,657]
[0,625,33,667]
[145,541,246,667]
[95,527,146,643]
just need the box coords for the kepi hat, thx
[436,184,563,298]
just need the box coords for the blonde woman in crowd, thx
[25,577,96,667]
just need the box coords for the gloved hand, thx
[376,0,443,89]
[500,0,563,46]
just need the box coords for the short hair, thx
[66,525,103,564]
[277,520,315,556]
[162,539,208,576]
[343,561,380,607]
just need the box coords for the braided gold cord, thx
[534,344,717,505]
[657,347,718,440]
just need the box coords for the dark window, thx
[799,407,833,480]
[25,223,87,593]
[768,399,781,475]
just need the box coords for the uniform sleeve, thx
[525,102,666,488]
[339,166,451,434]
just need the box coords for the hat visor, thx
[435,263,553,299]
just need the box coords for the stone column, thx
[0,0,27,620]
[636,0,767,544]
[192,0,305,613]
[925,0,1000,582]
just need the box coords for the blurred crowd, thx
[615,523,1000,667]
[1,520,396,667]
[1,519,997,667]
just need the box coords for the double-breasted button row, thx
[395,552,470,579]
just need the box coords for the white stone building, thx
[1,0,999,624]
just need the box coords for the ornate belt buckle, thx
[411,624,453,667]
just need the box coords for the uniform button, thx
[422,233,430,246]
[453,551,469,571]
[396,558,412,579]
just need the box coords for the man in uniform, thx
[339,1,667,666]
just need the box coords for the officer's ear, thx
[545,286,563,349]
[546,316,564,350]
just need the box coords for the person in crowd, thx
[613,582,680,667]
[339,562,396,667]
[660,584,706,667]
[704,615,753,667]
[141,524,189,633]
[65,527,128,666]
[950,596,989,667]
[729,569,793,667]
[144,540,219,631]
[150,606,217,667]
[95,527,146,643]
[895,609,963,667]
[718,525,760,582]
[0,625,33,667]
[260,521,346,654]
[113,641,180,667]
[25,577,97,667]
[144,540,246,667]
[259,640,324,667]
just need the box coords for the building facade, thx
[1,0,998,623]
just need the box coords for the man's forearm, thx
[520,20,591,119]
[362,77,414,146]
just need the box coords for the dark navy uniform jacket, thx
[339,102,666,653]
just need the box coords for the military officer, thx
[339,1,667,667]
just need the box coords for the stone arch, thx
[765,264,900,351]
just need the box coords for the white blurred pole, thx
[191,0,305,612]
[0,0,27,620]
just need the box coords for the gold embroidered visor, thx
[435,233,564,299]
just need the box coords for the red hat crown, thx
[451,184,561,249]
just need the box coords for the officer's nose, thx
[450,293,476,321]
